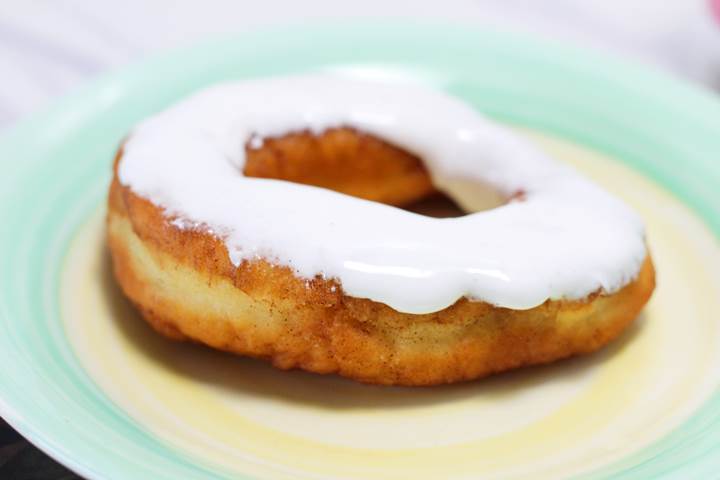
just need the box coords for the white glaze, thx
[119,75,647,314]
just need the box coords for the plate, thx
[1,23,719,480]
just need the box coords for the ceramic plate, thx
[1,23,720,480]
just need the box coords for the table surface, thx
[0,419,80,479]
[1,1,718,478]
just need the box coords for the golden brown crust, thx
[107,129,655,386]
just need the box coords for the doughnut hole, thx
[243,127,503,218]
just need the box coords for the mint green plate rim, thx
[0,22,719,480]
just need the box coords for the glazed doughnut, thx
[107,75,655,386]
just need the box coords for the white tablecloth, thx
[1,0,719,129]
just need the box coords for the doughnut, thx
[107,75,655,386]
